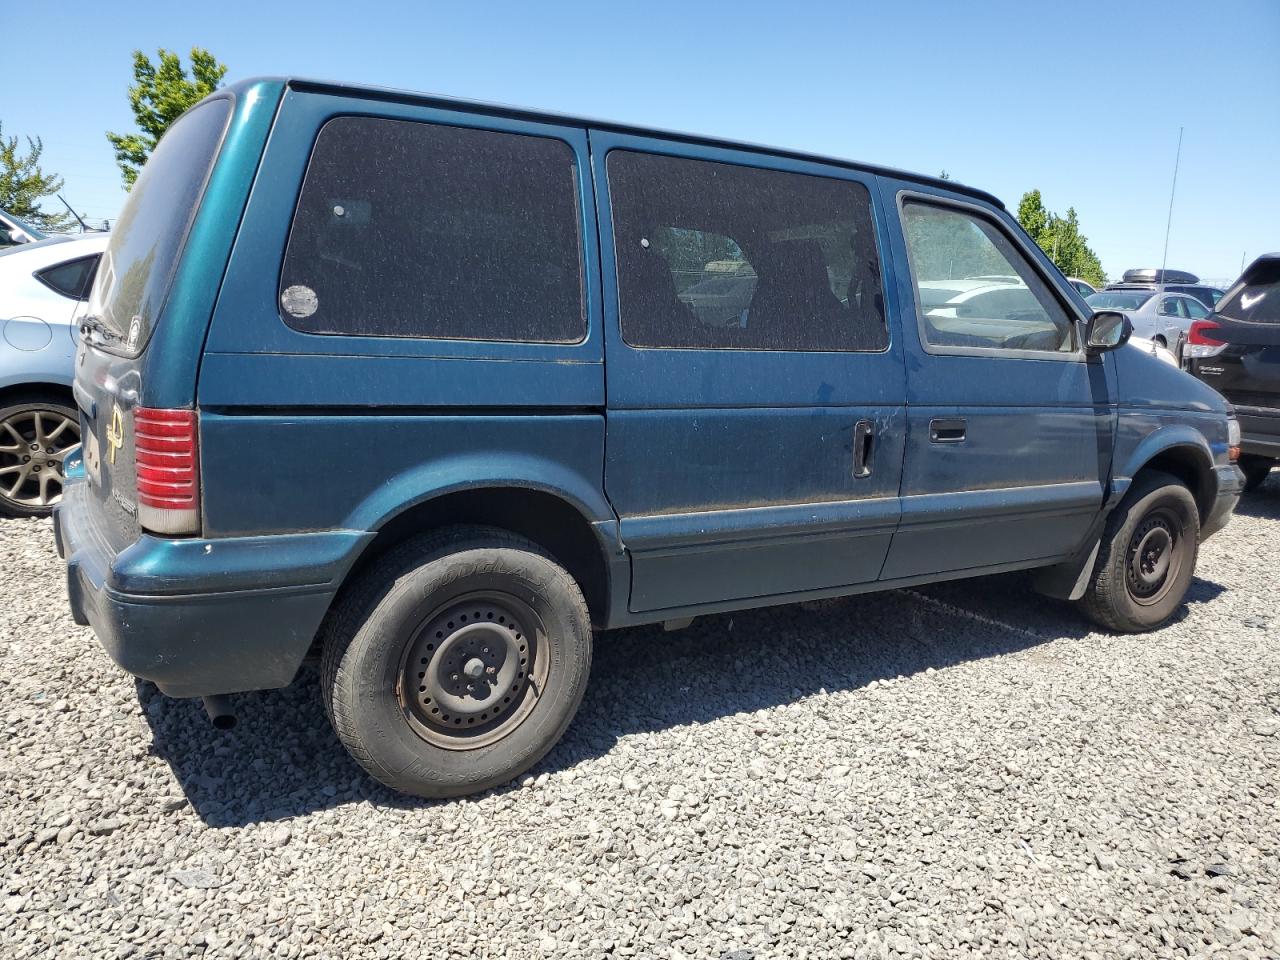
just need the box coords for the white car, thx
[0,233,109,516]
[1086,289,1211,348]
[1125,334,1179,367]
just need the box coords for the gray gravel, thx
[3,481,1279,959]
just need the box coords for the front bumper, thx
[1201,463,1244,541]
[54,480,373,699]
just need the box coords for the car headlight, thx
[1228,417,1241,461]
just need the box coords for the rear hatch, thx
[1187,255,1280,416]
[76,97,235,550]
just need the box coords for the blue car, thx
[55,78,1243,798]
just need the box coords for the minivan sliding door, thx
[592,132,908,615]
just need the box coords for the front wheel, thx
[1077,471,1199,632]
[321,526,592,798]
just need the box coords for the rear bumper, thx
[1201,463,1244,541]
[1235,404,1280,458]
[54,480,373,699]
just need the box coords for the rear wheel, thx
[0,397,80,518]
[321,526,592,798]
[1078,471,1199,632]
[1239,455,1275,493]
[1152,334,1168,348]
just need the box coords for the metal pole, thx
[1160,127,1184,285]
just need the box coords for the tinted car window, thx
[92,98,231,353]
[903,202,1073,353]
[607,151,885,352]
[280,117,585,343]
[1218,259,1280,323]
[1158,297,1185,318]
[35,254,100,301]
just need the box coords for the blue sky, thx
[7,0,1278,283]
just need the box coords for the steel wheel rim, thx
[0,409,80,508]
[1125,508,1182,606]
[397,591,549,751]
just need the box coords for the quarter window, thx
[280,117,585,343]
[35,255,100,301]
[607,151,886,352]
[902,201,1074,354]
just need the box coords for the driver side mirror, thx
[1083,310,1132,353]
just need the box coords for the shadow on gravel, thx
[136,567,1227,826]
[1233,480,1280,521]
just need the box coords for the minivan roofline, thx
[215,76,1006,211]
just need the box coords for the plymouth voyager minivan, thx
[55,78,1243,797]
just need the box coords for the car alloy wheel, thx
[0,408,80,510]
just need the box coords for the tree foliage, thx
[0,123,72,232]
[1017,189,1107,287]
[106,47,227,190]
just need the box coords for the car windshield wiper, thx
[79,314,124,344]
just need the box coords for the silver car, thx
[1085,289,1212,348]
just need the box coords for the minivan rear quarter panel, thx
[199,89,611,540]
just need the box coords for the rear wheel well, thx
[339,487,611,627]
[1134,446,1213,523]
[0,383,75,411]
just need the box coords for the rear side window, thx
[606,151,886,352]
[92,98,232,354]
[35,255,99,301]
[902,201,1074,354]
[279,117,585,343]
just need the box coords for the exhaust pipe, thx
[201,695,237,730]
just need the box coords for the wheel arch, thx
[339,481,619,628]
[1119,431,1217,524]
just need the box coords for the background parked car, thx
[0,232,108,516]
[1067,277,1097,297]
[0,210,48,248]
[1085,289,1210,348]
[1103,267,1225,310]
[1127,334,1179,367]
[1185,252,1280,492]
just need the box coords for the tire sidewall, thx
[337,545,591,796]
[1103,481,1199,629]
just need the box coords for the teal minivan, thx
[56,78,1243,798]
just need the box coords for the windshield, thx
[1087,291,1153,311]
[88,98,231,353]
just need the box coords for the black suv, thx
[1186,254,1280,491]
[1106,268,1225,311]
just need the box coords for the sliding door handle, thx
[929,418,967,443]
[852,419,874,478]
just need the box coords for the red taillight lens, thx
[1188,320,1225,346]
[134,407,199,535]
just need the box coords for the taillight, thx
[1185,320,1227,358]
[134,407,199,535]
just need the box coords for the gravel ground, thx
[2,480,1279,960]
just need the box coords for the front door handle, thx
[929,418,967,443]
[852,419,874,478]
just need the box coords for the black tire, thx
[1077,471,1200,633]
[321,526,592,798]
[0,395,81,518]
[1152,335,1167,348]
[1239,455,1274,494]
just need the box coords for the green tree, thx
[1017,189,1107,287]
[0,123,72,232]
[106,47,227,190]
